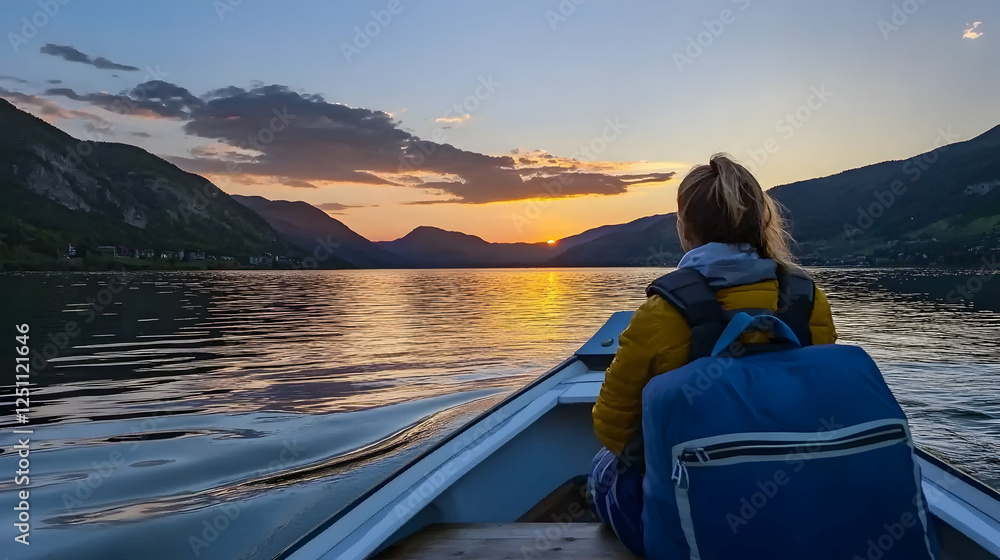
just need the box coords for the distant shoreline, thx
[0,256,299,273]
[0,259,987,273]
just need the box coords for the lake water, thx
[1,267,998,559]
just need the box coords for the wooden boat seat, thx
[375,523,642,559]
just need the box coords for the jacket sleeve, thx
[592,296,691,455]
[809,286,838,345]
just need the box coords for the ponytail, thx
[676,153,797,271]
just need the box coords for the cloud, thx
[404,198,464,205]
[45,80,203,118]
[963,21,984,39]
[316,202,364,213]
[434,114,470,124]
[620,173,677,185]
[189,143,259,162]
[508,148,664,174]
[47,79,62,84]
[177,84,676,202]
[82,121,114,136]
[0,88,72,119]
[53,80,677,204]
[175,84,420,185]
[131,131,151,138]
[0,87,111,126]
[203,85,248,100]
[40,44,140,71]
[281,178,319,189]
[413,170,676,204]
[0,76,29,84]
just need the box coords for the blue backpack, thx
[640,268,936,560]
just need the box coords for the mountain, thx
[232,195,397,268]
[772,125,1000,264]
[553,213,672,255]
[376,226,557,267]
[549,214,680,266]
[0,97,291,266]
[549,214,683,266]
[373,214,684,268]
[4,89,996,270]
[554,125,999,267]
[540,126,1000,267]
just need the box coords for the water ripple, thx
[0,267,997,559]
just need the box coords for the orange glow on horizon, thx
[202,164,684,245]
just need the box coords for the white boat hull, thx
[279,312,1000,560]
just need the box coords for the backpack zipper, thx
[672,423,907,487]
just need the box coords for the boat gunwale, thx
[916,448,1000,504]
[273,355,582,560]
[273,363,1000,560]
[274,304,1000,560]
[917,449,1000,557]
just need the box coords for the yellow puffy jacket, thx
[592,278,838,455]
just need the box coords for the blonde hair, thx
[676,153,797,271]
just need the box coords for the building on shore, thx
[115,246,138,258]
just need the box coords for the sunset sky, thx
[1,0,997,242]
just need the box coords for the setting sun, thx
[547,240,556,244]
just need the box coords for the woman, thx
[587,153,838,555]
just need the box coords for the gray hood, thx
[677,242,777,288]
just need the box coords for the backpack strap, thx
[776,269,816,347]
[646,268,727,361]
